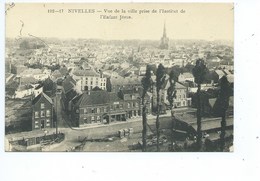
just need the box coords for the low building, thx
[72,68,107,91]
[14,84,34,99]
[32,93,54,130]
[152,80,192,113]
[178,72,195,83]
[70,90,126,127]
[118,89,143,118]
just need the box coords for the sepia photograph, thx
[5,3,234,152]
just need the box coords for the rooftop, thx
[32,92,53,105]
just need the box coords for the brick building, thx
[69,88,146,127]
[32,92,54,130]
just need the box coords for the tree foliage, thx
[155,63,166,151]
[192,59,207,85]
[106,77,112,92]
[141,65,152,152]
[167,69,177,151]
[214,76,231,151]
[192,59,208,151]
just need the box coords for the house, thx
[72,68,107,91]
[178,72,195,83]
[20,68,49,81]
[214,70,226,80]
[51,69,64,82]
[138,66,147,76]
[110,76,142,93]
[70,90,126,127]
[32,93,54,130]
[14,84,34,99]
[118,88,143,118]
[33,84,43,97]
[152,79,192,113]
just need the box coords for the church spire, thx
[163,21,167,37]
[159,21,169,49]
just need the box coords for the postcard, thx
[5,3,234,152]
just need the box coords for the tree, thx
[214,76,231,151]
[141,65,152,152]
[43,78,56,97]
[167,70,177,151]
[192,59,207,151]
[155,64,166,151]
[19,40,30,50]
[106,78,112,92]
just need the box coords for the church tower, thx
[159,22,169,49]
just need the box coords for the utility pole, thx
[55,88,62,136]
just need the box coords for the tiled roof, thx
[17,84,34,91]
[21,77,38,84]
[215,70,225,77]
[32,92,53,105]
[181,72,194,79]
[72,69,99,77]
[73,90,123,107]
[227,74,234,83]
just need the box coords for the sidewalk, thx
[70,111,172,130]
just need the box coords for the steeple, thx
[163,21,167,37]
[159,21,169,49]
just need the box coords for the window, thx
[127,103,130,108]
[46,110,50,117]
[97,108,100,113]
[135,102,139,107]
[97,116,100,121]
[35,112,39,118]
[91,116,95,121]
[119,104,123,109]
[91,108,96,113]
[104,107,107,113]
[40,103,45,109]
[41,111,45,117]
[46,120,50,127]
[35,124,39,128]
[35,121,39,124]
[84,109,88,114]
[133,102,136,107]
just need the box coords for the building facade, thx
[72,69,107,91]
[32,93,54,130]
[70,89,144,127]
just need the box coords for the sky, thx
[5,3,234,41]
